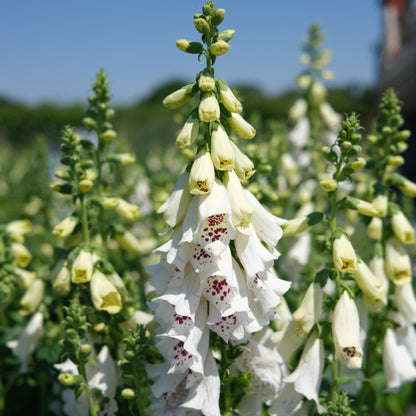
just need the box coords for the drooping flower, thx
[71,250,94,284]
[189,149,216,195]
[384,237,412,286]
[332,233,356,274]
[20,279,45,315]
[90,270,122,314]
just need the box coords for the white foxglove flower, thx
[394,282,416,326]
[332,291,363,369]
[367,216,383,241]
[14,268,36,288]
[6,219,31,242]
[90,270,122,314]
[288,117,310,148]
[391,209,415,245]
[384,237,412,286]
[383,328,416,392]
[11,242,32,268]
[52,215,78,238]
[288,98,307,122]
[217,79,242,113]
[332,233,356,274]
[283,332,325,414]
[71,250,94,284]
[287,232,311,266]
[163,84,194,109]
[226,113,256,139]
[51,259,71,296]
[7,312,43,372]
[320,102,342,131]
[198,92,220,122]
[230,140,255,180]
[365,256,389,311]
[372,193,388,217]
[176,114,199,149]
[20,279,44,315]
[210,124,234,171]
[189,149,215,195]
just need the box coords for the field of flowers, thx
[1,2,416,415]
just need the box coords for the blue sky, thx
[1,0,382,105]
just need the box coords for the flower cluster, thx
[147,3,290,414]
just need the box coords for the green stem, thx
[78,361,98,416]
[133,372,146,416]
[80,194,90,244]
[220,340,231,414]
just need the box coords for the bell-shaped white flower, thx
[7,312,43,372]
[6,219,31,242]
[11,242,32,268]
[391,209,415,245]
[383,328,416,392]
[51,259,71,296]
[217,79,242,113]
[210,124,235,171]
[320,102,342,131]
[288,98,307,122]
[283,332,326,414]
[230,140,255,180]
[332,291,363,369]
[384,238,412,286]
[176,113,199,149]
[71,250,94,284]
[288,117,310,148]
[90,270,122,314]
[332,233,356,274]
[189,149,215,195]
[394,282,416,326]
[198,92,220,122]
[20,279,44,315]
[52,214,79,238]
[226,113,256,139]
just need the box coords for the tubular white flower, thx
[332,233,356,274]
[52,215,78,238]
[383,328,416,392]
[189,149,215,195]
[391,210,415,245]
[320,102,342,131]
[71,250,94,284]
[7,312,43,372]
[11,243,32,268]
[384,238,412,286]
[332,291,363,369]
[288,117,310,148]
[365,256,389,311]
[395,282,416,326]
[14,268,36,289]
[218,84,242,113]
[176,114,199,149]
[288,98,307,122]
[283,332,326,414]
[20,279,45,315]
[90,270,122,314]
[157,171,192,228]
[51,259,71,296]
[6,219,31,242]
[226,113,256,139]
[367,216,383,241]
[210,124,235,171]
[230,140,255,180]
[198,92,220,122]
[372,193,388,217]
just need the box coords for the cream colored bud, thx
[163,86,192,109]
[15,268,36,288]
[365,256,389,311]
[372,193,388,217]
[354,259,387,306]
[322,69,335,80]
[115,199,141,221]
[311,81,327,100]
[350,157,366,172]
[209,40,230,56]
[51,260,71,296]
[332,291,363,369]
[6,219,31,242]
[367,216,383,241]
[20,279,45,315]
[198,74,215,91]
[189,149,215,195]
[292,283,324,335]
[176,39,203,54]
[283,216,310,236]
[343,197,378,217]
[296,74,311,90]
[333,234,356,273]
[71,250,94,284]
[391,210,415,245]
[11,243,32,268]
[101,129,117,143]
[115,231,142,252]
[387,155,405,168]
[288,98,307,122]
[299,53,310,64]
[385,238,412,286]
[101,197,119,209]
[319,178,338,192]
[211,125,235,171]
[90,270,122,314]
[85,169,98,181]
[58,373,76,387]
[198,93,220,122]
[108,153,136,165]
[176,115,199,149]
[78,179,94,193]
[398,177,416,197]
[226,113,256,139]
[52,215,79,238]
[121,388,136,400]
[217,79,242,113]
[230,141,255,180]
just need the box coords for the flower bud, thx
[6,219,31,242]
[101,197,119,209]
[121,388,136,400]
[311,81,326,100]
[115,231,142,252]
[90,270,122,314]
[176,113,199,148]
[217,29,235,42]
[387,155,405,168]
[226,113,255,139]
[79,343,92,357]
[372,193,388,218]
[333,233,356,273]
[20,279,45,315]
[82,117,97,130]
[319,178,338,192]
[189,149,215,195]
[288,98,307,122]
[115,199,141,221]
[176,39,203,54]
[210,124,234,171]
[367,216,383,241]
[216,79,242,113]
[211,8,225,26]
[58,373,76,387]
[296,74,311,90]
[15,268,36,288]
[349,157,366,172]
[283,212,324,236]
[11,243,32,268]
[51,259,71,296]
[230,141,255,180]
[163,83,195,109]
[332,291,363,369]
[384,238,412,286]
[78,179,94,193]
[71,250,94,284]
[101,129,117,143]
[341,196,378,217]
[54,170,71,180]
[198,92,220,122]
[107,153,136,165]
[322,69,335,80]
[209,40,230,56]
[52,215,79,238]
[390,206,415,244]
[193,17,209,34]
